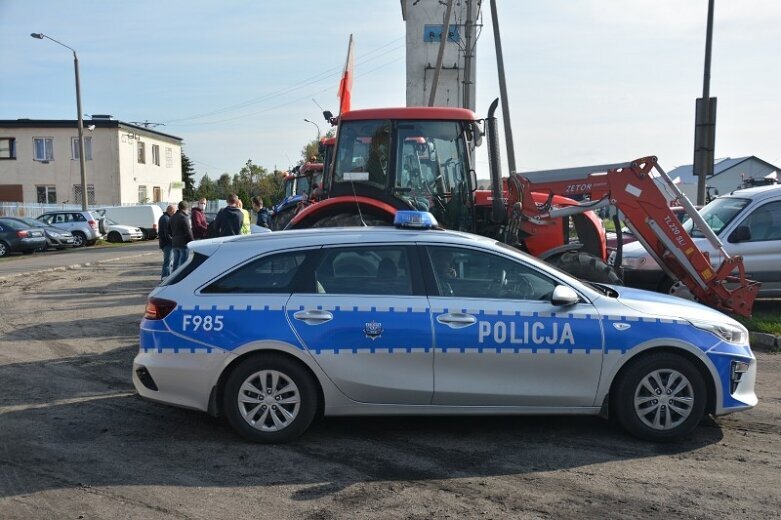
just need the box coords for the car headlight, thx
[49,232,61,238]
[692,321,748,344]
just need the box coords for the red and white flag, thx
[337,34,354,116]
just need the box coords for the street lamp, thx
[31,32,88,210]
[304,118,321,140]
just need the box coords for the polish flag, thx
[338,34,355,116]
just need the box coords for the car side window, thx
[39,215,52,224]
[425,246,557,301]
[72,213,86,222]
[202,251,308,294]
[54,214,66,224]
[314,245,414,295]
[743,201,781,242]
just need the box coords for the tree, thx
[216,173,233,199]
[195,174,218,201]
[181,152,196,200]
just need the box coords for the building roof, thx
[667,156,780,184]
[0,119,183,142]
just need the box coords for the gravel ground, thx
[0,256,779,519]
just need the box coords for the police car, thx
[134,211,757,443]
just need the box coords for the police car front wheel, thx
[614,352,707,442]
[223,354,318,443]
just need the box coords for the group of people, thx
[158,194,272,280]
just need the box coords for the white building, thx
[0,117,183,205]
[401,0,480,109]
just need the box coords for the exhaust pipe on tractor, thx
[486,98,506,223]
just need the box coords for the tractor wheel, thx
[309,213,391,228]
[271,206,297,231]
[551,251,623,285]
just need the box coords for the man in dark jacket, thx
[191,197,208,239]
[214,194,244,236]
[169,201,194,272]
[252,195,271,228]
[158,205,175,280]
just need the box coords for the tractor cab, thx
[309,107,480,231]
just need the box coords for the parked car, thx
[616,185,781,298]
[37,211,103,247]
[95,205,164,240]
[2,217,75,250]
[134,211,756,443]
[0,218,47,257]
[104,218,144,242]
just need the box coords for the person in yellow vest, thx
[236,199,251,235]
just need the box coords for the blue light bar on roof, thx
[393,211,438,229]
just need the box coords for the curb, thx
[0,251,158,283]
[750,332,781,353]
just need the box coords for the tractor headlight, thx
[692,321,748,345]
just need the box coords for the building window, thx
[152,144,160,166]
[153,186,162,202]
[33,137,54,162]
[138,185,148,203]
[0,137,16,159]
[71,136,93,160]
[165,147,173,168]
[137,141,146,164]
[72,184,96,205]
[36,185,57,203]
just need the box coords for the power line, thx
[162,37,404,124]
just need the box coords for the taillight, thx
[89,220,98,230]
[144,297,177,320]
[17,230,29,238]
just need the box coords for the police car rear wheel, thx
[614,352,706,441]
[223,355,317,443]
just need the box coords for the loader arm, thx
[508,156,759,317]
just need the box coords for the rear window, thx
[202,251,308,294]
[0,219,25,230]
[162,253,209,286]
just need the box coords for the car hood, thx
[608,285,741,327]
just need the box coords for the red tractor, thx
[287,102,620,283]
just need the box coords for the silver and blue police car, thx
[134,211,757,443]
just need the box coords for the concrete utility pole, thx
[428,0,455,107]
[31,33,89,210]
[694,0,717,206]
[462,0,476,110]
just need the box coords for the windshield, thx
[283,177,295,198]
[683,196,750,237]
[20,217,43,227]
[333,119,391,189]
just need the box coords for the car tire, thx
[613,352,707,441]
[72,232,87,248]
[223,354,318,443]
[0,241,7,257]
[140,229,149,240]
[659,276,696,301]
[107,231,122,243]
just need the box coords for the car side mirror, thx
[551,285,580,306]
[729,225,751,243]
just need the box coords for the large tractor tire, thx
[270,206,298,231]
[551,251,623,285]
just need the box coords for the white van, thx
[96,205,164,240]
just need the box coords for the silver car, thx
[616,184,781,297]
[37,210,103,247]
[134,212,756,443]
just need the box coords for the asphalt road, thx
[0,254,779,519]
[0,240,159,278]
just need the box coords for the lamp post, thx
[31,32,88,210]
[304,118,321,140]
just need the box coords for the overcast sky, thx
[2,0,780,181]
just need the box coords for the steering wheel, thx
[514,275,535,300]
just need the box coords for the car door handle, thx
[436,313,477,329]
[293,309,334,325]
